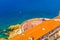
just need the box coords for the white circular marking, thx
[42,28,46,30]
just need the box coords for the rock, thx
[0,38,6,40]
[4,33,9,36]
[3,30,6,32]
[8,24,22,38]
[8,24,21,31]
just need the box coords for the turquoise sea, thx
[0,0,60,39]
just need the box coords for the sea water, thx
[0,0,60,39]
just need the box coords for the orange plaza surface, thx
[9,20,60,40]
